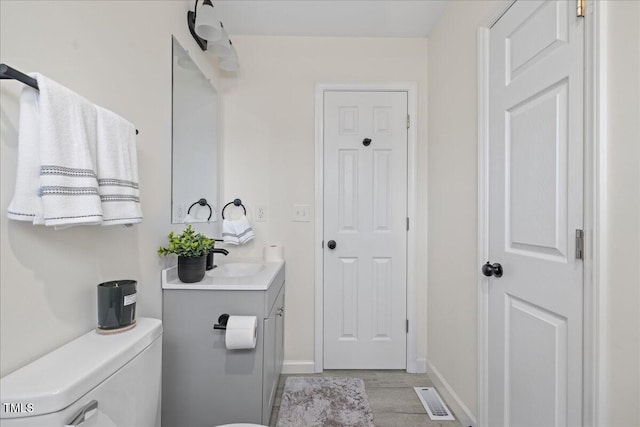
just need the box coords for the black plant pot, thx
[178,255,206,283]
[97,280,137,330]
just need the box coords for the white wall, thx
[427,0,505,418]
[602,1,640,425]
[0,0,222,376]
[214,36,430,368]
[427,1,640,425]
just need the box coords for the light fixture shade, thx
[212,28,233,58]
[195,2,222,43]
[218,46,239,71]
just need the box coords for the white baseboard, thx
[426,360,477,427]
[415,357,427,373]
[282,360,316,374]
[284,359,426,374]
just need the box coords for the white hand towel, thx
[233,215,255,245]
[95,106,143,226]
[222,219,240,245]
[7,86,43,223]
[8,74,102,227]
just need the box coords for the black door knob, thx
[482,262,503,278]
[327,240,337,250]
[363,138,372,146]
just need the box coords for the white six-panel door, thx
[323,91,408,369]
[487,1,584,425]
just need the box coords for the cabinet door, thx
[262,313,277,424]
[262,284,285,424]
[275,284,285,379]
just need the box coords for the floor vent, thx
[414,387,455,421]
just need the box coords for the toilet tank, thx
[0,317,162,427]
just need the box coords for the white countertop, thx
[161,257,285,291]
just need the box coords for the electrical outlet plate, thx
[174,203,186,223]
[293,204,310,222]
[255,205,267,222]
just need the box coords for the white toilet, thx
[0,317,266,427]
[0,317,163,427]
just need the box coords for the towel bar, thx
[0,63,139,135]
[187,198,213,221]
[221,198,246,219]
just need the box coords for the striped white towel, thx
[95,106,142,226]
[234,215,255,244]
[222,218,240,245]
[222,215,255,245]
[8,73,102,227]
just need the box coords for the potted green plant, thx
[158,225,214,283]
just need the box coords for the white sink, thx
[207,262,265,278]
[163,258,284,290]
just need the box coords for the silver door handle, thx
[65,400,98,427]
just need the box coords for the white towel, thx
[222,215,255,245]
[222,218,240,245]
[8,74,102,227]
[95,106,142,226]
[235,215,255,244]
[7,86,43,223]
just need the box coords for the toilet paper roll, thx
[225,315,258,350]
[264,245,284,262]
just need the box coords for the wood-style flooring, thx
[269,370,466,427]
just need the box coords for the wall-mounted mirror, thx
[171,36,219,226]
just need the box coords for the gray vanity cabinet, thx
[161,272,285,427]
[262,286,285,423]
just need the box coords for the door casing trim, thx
[314,82,420,373]
[477,1,604,426]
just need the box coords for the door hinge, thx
[406,319,409,333]
[406,217,410,231]
[577,0,585,17]
[407,114,410,129]
[575,229,584,260]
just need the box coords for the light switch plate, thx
[293,204,311,222]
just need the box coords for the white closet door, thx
[323,91,408,369]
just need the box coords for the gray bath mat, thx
[276,377,375,427]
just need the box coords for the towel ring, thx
[221,198,246,220]
[187,198,212,221]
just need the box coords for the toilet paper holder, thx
[213,313,229,330]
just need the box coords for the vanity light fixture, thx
[210,23,232,57]
[218,41,239,72]
[187,0,222,51]
[187,0,240,71]
[212,24,239,71]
